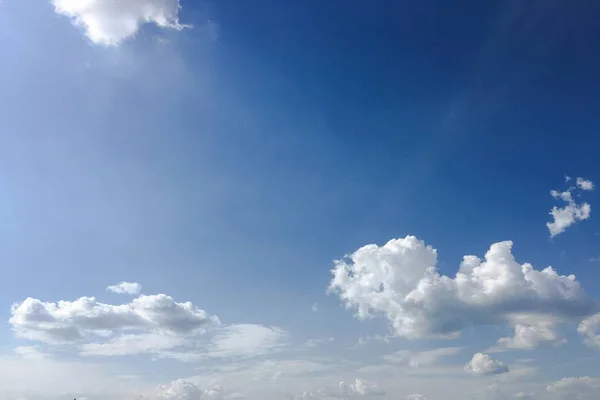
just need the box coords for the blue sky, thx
[1,1,600,399]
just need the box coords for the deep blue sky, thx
[1,1,600,398]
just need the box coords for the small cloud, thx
[106,281,142,295]
[311,302,319,313]
[339,379,385,397]
[465,353,509,376]
[589,256,600,263]
[576,177,595,191]
[495,324,566,350]
[51,0,190,46]
[547,179,592,238]
[406,395,426,400]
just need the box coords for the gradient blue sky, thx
[1,1,600,399]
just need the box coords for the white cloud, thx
[328,236,594,341]
[406,395,426,400]
[578,312,600,347]
[546,377,600,400]
[140,379,230,400]
[547,180,593,238]
[339,379,385,396]
[576,177,595,191]
[51,0,189,46]
[383,347,461,367]
[9,294,219,344]
[312,303,319,313]
[465,353,509,376]
[106,281,142,295]
[495,324,566,350]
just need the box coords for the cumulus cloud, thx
[576,177,595,191]
[51,0,189,46]
[328,236,594,341]
[578,312,600,347]
[547,179,593,238]
[383,347,461,367]
[339,379,385,396]
[106,281,142,295]
[465,353,509,376]
[546,377,600,400]
[141,379,228,400]
[495,324,565,350]
[9,294,218,344]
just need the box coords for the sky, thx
[1,0,600,399]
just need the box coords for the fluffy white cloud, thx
[546,377,600,400]
[465,353,509,376]
[9,294,218,344]
[339,379,385,396]
[496,324,565,350]
[328,236,594,341]
[576,177,595,191]
[578,312,600,347]
[106,281,142,295]
[142,379,228,400]
[547,180,593,238]
[51,0,189,46]
[406,395,426,400]
[383,347,461,367]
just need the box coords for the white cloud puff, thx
[464,353,509,376]
[106,281,142,295]
[51,0,189,46]
[576,177,595,191]
[339,379,385,396]
[9,294,218,343]
[328,236,594,341]
[406,395,426,400]
[142,379,228,400]
[547,179,593,238]
[546,377,600,400]
[578,312,600,347]
[495,324,565,350]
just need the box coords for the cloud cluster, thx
[578,312,600,347]
[141,379,228,400]
[107,281,142,295]
[546,377,600,400]
[51,0,189,46]
[547,178,593,238]
[464,353,509,376]
[9,294,218,343]
[328,236,594,342]
[339,379,385,397]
